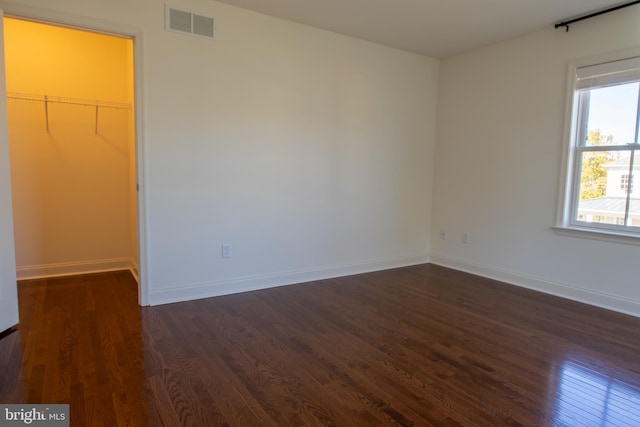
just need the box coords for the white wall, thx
[1,0,438,304]
[432,8,640,316]
[0,13,18,331]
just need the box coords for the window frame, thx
[555,48,640,245]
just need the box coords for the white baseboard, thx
[430,253,640,318]
[129,258,139,283]
[149,253,429,306]
[16,258,132,280]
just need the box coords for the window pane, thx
[584,82,639,146]
[576,151,630,225]
[630,158,640,227]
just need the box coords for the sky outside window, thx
[587,82,639,145]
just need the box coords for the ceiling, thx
[213,0,631,58]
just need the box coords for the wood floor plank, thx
[1,265,640,426]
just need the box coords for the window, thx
[620,174,634,192]
[559,53,640,239]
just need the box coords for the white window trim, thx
[552,225,640,246]
[555,47,640,245]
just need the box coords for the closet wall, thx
[4,18,137,279]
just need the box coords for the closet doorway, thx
[4,18,140,291]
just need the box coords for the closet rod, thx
[7,92,131,110]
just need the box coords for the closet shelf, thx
[6,92,132,134]
[7,92,132,110]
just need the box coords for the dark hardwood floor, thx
[1,264,640,426]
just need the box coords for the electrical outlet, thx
[221,243,232,258]
[461,232,469,244]
[439,229,446,240]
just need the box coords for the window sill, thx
[552,226,640,246]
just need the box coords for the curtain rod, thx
[555,0,640,32]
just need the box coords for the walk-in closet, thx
[4,18,138,281]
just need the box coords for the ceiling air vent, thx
[166,5,214,39]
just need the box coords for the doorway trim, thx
[0,1,150,305]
